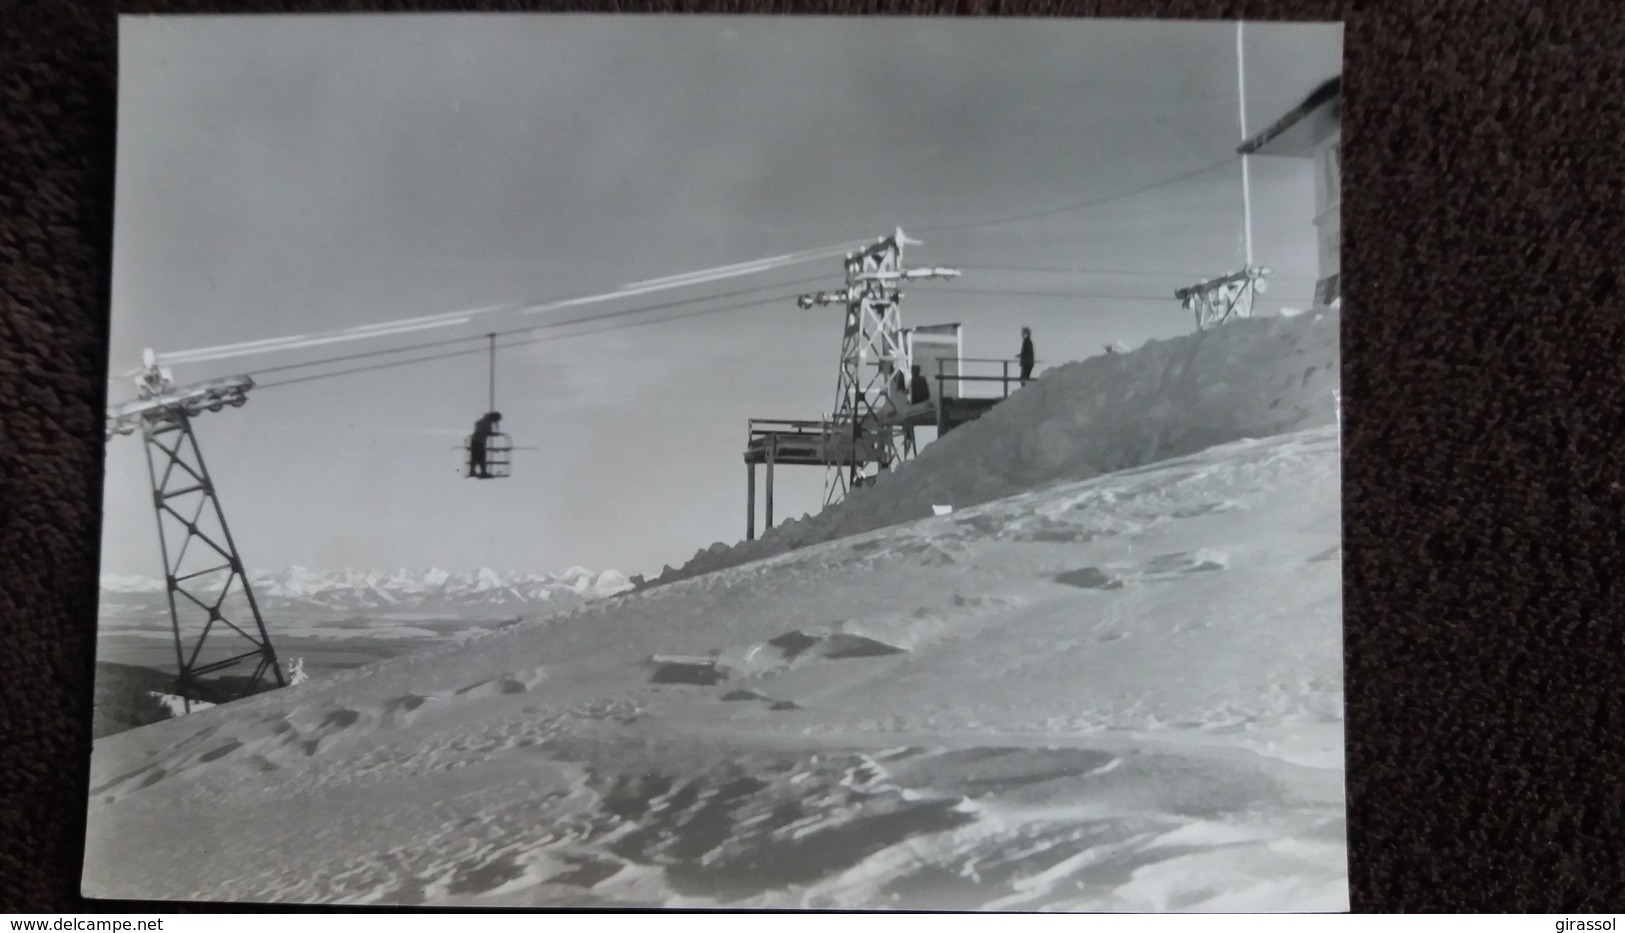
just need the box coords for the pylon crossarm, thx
[855,267,961,283]
[107,375,254,439]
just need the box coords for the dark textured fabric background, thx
[4,0,1624,914]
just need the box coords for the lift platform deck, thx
[742,412,931,542]
[740,357,1044,543]
[932,357,1046,435]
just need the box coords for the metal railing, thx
[747,417,831,440]
[934,357,1043,401]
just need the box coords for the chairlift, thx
[466,333,513,480]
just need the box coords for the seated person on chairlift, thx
[469,411,502,478]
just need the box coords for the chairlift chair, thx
[465,334,514,480]
[466,416,513,480]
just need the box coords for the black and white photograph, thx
[86,13,1346,911]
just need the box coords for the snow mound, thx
[650,310,1339,588]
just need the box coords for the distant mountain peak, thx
[100,565,633,609]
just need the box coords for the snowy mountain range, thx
[100,565,633,611]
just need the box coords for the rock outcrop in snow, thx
[647,309,1339,589]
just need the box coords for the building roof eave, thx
[1237,75,1342,156]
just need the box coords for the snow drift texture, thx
[648,309,1340,588]
[84,426,1347,910]
[83,309,1346,910]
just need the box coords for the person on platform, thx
[889,363,929,457]
[469,411,501,478]
[1018,327,1035,385]
[910,364,931,405]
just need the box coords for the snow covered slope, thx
[648,309,1339,588]
[83,423,1345,910]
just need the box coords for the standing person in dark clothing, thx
[1018,327,1035,385]
[909,364,931,405]
[899,364,931,457]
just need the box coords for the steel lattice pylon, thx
[1176,266,1270,331]
[797,229,959,504]
[109,360,284,711]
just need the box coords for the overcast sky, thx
[100,14,1342,581]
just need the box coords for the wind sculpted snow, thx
[647,309,1339,590]
[83,423,1346,910]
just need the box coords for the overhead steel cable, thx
[949,262,1317,280]
[151,237,878,368]
[909,285,1180,302]
[252,290,811,392]
[909,155,1241,234]
[241,273,828,380]
[257,277,1216,393]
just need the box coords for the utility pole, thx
[795,229,959,504]
[1176,23,1270,332]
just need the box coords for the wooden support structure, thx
[743,419,831,542]
[741,414,930,541]
[765,435,776,531]
[745,459,755,541]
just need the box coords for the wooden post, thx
[936,359,947,436]
[746,459,756,542]
[765,436,776,530]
